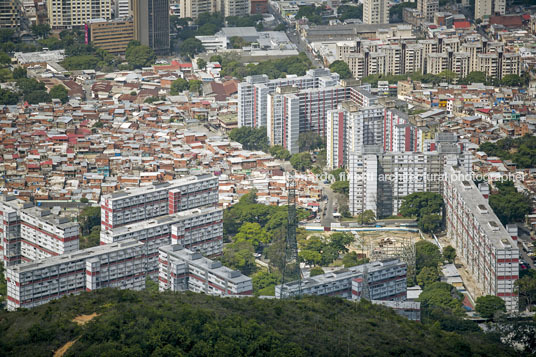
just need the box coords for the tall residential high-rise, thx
[47,0,112,28]
[0,0,22,29]
[179,0,215,18]
[363,0,388,24]
[180,0,249,18]
[115,0,130,18]
[133,0,170,54]
[475,0,505,20]
[418,0,438,22]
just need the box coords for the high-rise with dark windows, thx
[133,0,170,55]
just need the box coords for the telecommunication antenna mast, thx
[280,171,301,298]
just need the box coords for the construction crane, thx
[279,171,301,298]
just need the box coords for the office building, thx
[444,165,519,311]
[363,0,388,24]
[47,0,112,29]
[475,0,505,20]
[158,244,253,296]
[418,0,438,22]
[100,206,224,274]
[86,18,135,54]
[133,0,170,54]
[6,239,146,311]
[100,174,218,231]
[221,0,249,17]
[1,195,79,267]
[0,0,22,29]
[276,259,407,299]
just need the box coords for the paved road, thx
[320,183,336,227]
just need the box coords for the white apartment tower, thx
[444,166,518,311]
[418,0,438,22]
[475,0,505,20]
[363,0,388,24]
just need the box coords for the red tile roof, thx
[454,21,471,29]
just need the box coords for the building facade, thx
[418,0,438,22]
[0,0,22,29]
[276,259,407,299]
[100,174,218,231]
[87,18,134,54]
[133,0,169,54]
[363,0,388,24]
[1,196,79,267]
[475,0,505,20]
[6,239,145,311]
[47,0,112,29]
[158,244,253,296]
[444,165,519,311]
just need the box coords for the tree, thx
[516,270,536,310]
[342,252,369,268]
[228,126,269,151]
[80,197,89,203]
[461,71,487,84]
[415,240,441,272]
[399,192,443,219]
[179,38,204,58]
[24,90,51,104]
[79,206,101,236]
[233,222,270,250]
[61,55,100,70]
[298,132,325,152]
[389,2,416,22]
[0,88,19,105]
[437,70,457,84]
[221,240,256,275]
[418,214,442,233]
[31,23,51,38]
[0,51,10,66]
[188,79,202,94]
[299,250,322,266]
[126,43,156,69]
[329,232,354,254]
[475,295,506,319]
[443,246,456,264]
[489,190,531,224]
[417,266,439,288]
[197,58,207,70]
[170,78,189,94]
[310,267,325,276]
[274,23,287,31]
[269,145,291,160]
[418,282,464,312]
[12,66,27,79]
[338,4,363,21]
[357,210,375,224]
[229,36,249,49]
[209,55,222,63]
[329,60,352,79]
[252,271,281,296]
[331,180,349,195]
[501,74,523,87]
[16,77,45,94]
[290,152,313,172]
[49,84,68,103]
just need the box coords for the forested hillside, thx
[0,289,520,356]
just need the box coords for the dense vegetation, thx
[78,206,101,249]
[399,192,444,233]
[389,2,416,22]
[228,126,269,152]
[337,4,363,21]
[0,288,520,356]
[488,180,532,225]
[220,52,313,79]
[479,134,536,169]
[329,60,352,79]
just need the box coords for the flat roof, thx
[9,239,144,273]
